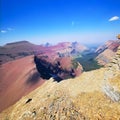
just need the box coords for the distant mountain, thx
[44,42,51,47]
[95,40,120,54]
[95,39,120,65]
[53,42,88,58]
[0,41,44,64]
[0,41,87,64]
[72,41,87,51]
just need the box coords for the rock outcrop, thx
[34,55,83,82]
[117,34,120,39]
[102,46,120,102]
[105,46,120,77]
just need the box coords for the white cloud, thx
[0,27,14,34]
[109,16,119,21]
[1,30,7,33]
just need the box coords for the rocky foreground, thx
[0,47,120,120]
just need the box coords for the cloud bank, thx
[109,16,119,21]
[0,27,14,33]
[0,30,7,33]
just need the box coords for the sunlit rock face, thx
[117,34,120,39]
[106,46,120,75]
[102,46,120,102]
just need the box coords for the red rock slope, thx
[0,56,45,112]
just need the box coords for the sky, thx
[0,0,120,46]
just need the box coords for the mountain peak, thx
[5,40,30,46]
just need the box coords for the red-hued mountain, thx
[0,56,45,112]
[95,40,120,54]
[34,55,83,81]
[51,42,87,52]
[40,42,88,60]
[0,47,120,120]
[0,41,45,64]
[0,41,87,64]
[0,38,120,118]
[0,41,86,112]
[95,39,120,65]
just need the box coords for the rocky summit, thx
[0,48,120,119]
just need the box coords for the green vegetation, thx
[72,61,78,69]
[74,53,103,71]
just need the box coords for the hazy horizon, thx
[0,0,120,45]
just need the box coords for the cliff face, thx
[34,55,83,82]
[0,47,120,120]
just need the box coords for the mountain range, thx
[0,41,87,64]
[0,38,120,119]
[95,39,120,65]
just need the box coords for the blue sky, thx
[0,0,120,45]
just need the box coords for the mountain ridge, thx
[0,47,120,120]
[95,39,120,65]
[0,41,87,64]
